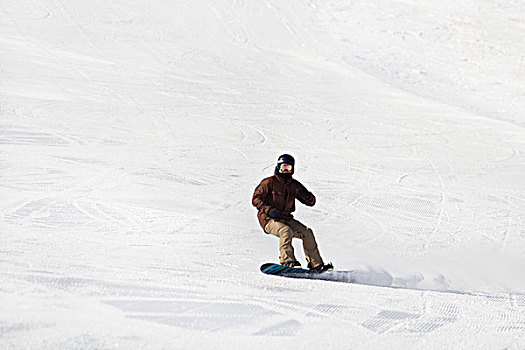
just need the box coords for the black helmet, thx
[275,154,295,176]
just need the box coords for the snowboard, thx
[260,262,336,280]
[260,262,394,287]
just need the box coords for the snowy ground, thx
[1,0,525,348]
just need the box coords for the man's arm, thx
[295,182,316,206]
[252,179,272,214]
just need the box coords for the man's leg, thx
[287,219,324,268]
[264,219,297,263]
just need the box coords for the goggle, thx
[279,164,293,173]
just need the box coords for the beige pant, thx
[264,219,324,267]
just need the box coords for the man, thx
[252,154,332,271]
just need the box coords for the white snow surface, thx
[1,0,525,348]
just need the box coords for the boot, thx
[281,261,302,268]
[308,262,333,273]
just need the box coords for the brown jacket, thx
[252,174,316,230]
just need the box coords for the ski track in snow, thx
[1,0,525,348]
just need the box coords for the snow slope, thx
[1,0,525,348]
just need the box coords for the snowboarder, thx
[252,154,333,272]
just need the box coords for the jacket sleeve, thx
[295,181,316,207]
[252,179,272,214]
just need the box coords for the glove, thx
[268,208,283,221]
[295,187,311,201]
